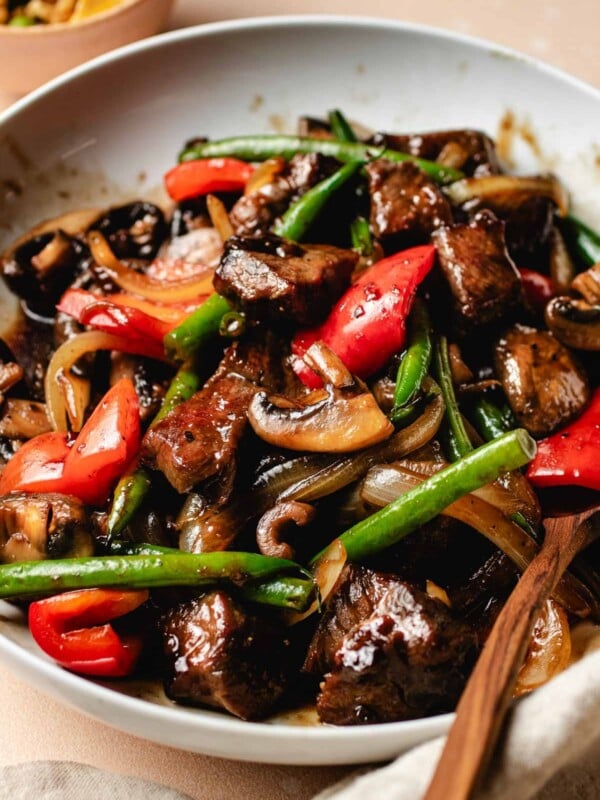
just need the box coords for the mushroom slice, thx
[0,398,51,439]
[571,262,600,305]
[445,173,569,217]
[256,501,316,560]
[0,493,93,563]
[248,342,394,453]
[0,361,23,394]
[545,296,600,351]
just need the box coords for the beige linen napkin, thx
[3,648,600,800]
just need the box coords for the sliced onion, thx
[445,174,569,217]
[206,194,234,242]
[514,599,571,696]
[361,464,592,617]
[285,540,347,626]
[549,226,575,292]
[244,158,285,195]
[88,231,214,303]
[279,392,445,503]
[57,371,90,433]
[44,331,156,432]
[390,457,541,526]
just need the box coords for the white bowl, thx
[0,15,599,766]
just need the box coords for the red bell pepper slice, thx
[29,588,149,677]
[0,379,141,506]
[527,388,600,491]
[0,431,71,495]
[57,289,175,361]
[164,158,255,203]
[62,378,141,506]
[292,245,436,387]
[519,268,556,312]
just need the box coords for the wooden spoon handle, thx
[424,511,599,800]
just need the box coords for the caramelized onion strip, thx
[88,231,214,303]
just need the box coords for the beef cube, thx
[306,565,478,725]
[162,592,291,720]
[494,324,590,438]
[304,565,397,675]
[214,235,357,326]
[432,210,522,327]
[142,337,283,495]
[229,153,338,237]
[366,161,452,245]
[371,129,501,177]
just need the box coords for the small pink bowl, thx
[0,0,174,95]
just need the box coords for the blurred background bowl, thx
[0,0,173,95]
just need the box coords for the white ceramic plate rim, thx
[0,15,599,765]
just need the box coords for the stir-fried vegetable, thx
[391,299,432,423]
[318,429,536,562]
[107,360,203,537]
[0,551,312,605]
[179,135,464,184]
[434,335,473,460]
[165,158,255,202]
[0,379,140,506]
[527,388,600,491]
[164,292,231,361]
[29,588,148,677]
[293,245,435,387]
[274,160,362,242]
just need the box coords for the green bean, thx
[179,135,464,185]
[274,160,362,242]
[153,362,203,425]
[0,551,307,601]
[106,361,204,537]
[8,14,35,25]
[314,429,536,563]
[106,469,152,538]
[325,112,375,257]
[470,397,512,442]
[350,216,373,256]
[164,293,232,362]
[392,300,432,415]
[560,214,600,267]
[219,310,246,339]
[107,542,315,611]
[328,109,358,143]
[434,335,473,460]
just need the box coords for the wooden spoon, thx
[424,508,600,800]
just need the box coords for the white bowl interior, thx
[0,16,599,764]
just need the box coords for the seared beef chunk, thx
[214,235,357,327]
[229,153,338,237]
[308,565,477,725]
[499,197,554,270]
[162,591,291,720]
[371,129,501,177]
[91,202,167,260]
[366,161,452,245]
[142,337,284,495]
[494,324,590,438]
[432,211,522,327]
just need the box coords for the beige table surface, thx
[1,2,599,798]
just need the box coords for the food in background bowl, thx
[1,0,123,26]
[0,0,172,94]
[0,112,598,728]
